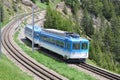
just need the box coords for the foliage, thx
[110,15,120,62]
[62,5,67,15]
[81,0,103,17]
[0,0,3,22]
[89,28,116,72]
[31,0,36,3]
[102,0,115,20]
[44,6,74,32]
[40,0,49,5]
[80,0,120,74]
[81,0,118,20]
[64,0,80,15]
[81,8,94,37]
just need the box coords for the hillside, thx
[39,0,120,74]
[1,0,34,25]
[1,0,120,76]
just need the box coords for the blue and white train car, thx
[24,25,41,44]
[38,29,89,62]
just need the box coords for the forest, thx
[39,0,120,74]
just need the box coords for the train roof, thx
[25,25,42,31]
[43,29,79,38]
[42,28,89,42]
[71,38,89,42]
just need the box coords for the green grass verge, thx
[86,59,98,66]
[36,0,61,10]
[36,1,47,10]
[14,31,96,80]
[0,54,33,80]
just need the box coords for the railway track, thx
[34,46,120,79]
[76,63,120,80]
[2,14,68,80]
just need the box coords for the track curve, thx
[2,14,68,80]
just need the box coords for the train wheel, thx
[25,37,28,40]
[81,59,86,63]
[63,55,68,62]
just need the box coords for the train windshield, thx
[81,42,88,50]
[73,42,80,50]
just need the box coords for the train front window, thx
[81,43,88,50]
[73,43,80,50]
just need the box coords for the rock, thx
[21,0,33,7]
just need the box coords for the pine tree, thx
[63,5,67,15]
[89,40,96,61]
[102,0,114,20]
[64,0,80,15]
[81,8,94,37]
[103,24,114,52]
[45,0,49,5]
[44,5,73,31]
[0,1,3,22]
[44,6,56,29]
[111,15,120,62]
[91,0,103,17]
[31,0,35,3]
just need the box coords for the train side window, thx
[66,42,70,50]
[56,40,64,48]
[49,38,55,44]
[41,35,48,42]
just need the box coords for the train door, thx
[64,39,71,59]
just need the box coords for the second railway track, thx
[76,63,120,80]
[2,14,68,80]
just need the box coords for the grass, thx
[0,54,33,80]
[36,0,61,10]
[36,1,47,10]
[14,31,97,80]
[87,59,98,66]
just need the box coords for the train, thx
[24,25,89,62]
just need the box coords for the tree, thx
[31,0,35,3]
[64,0,80,15]
[110,15,120,62]
[44,6,73,32]
[102,0,115,20]
[81,0,103,17]
[81,8,94,37]
[91,0,103,16]
[103,24,114,52]
[45,0,49,5]
[40,0,45,3]
[0,0,3,22]
[81,0,120,73]
[63,5,67,15]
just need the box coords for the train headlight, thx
[85,53,88,57]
